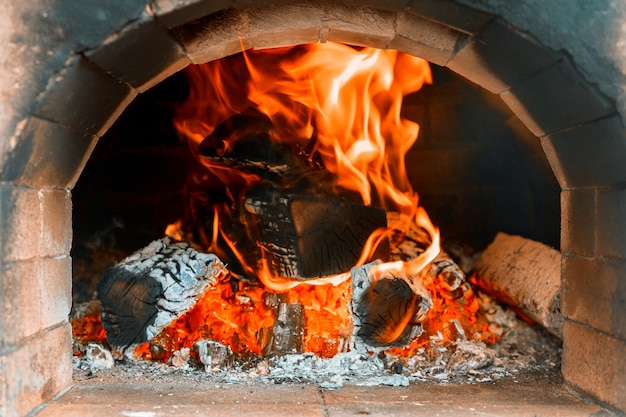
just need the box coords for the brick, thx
[151,0,410,29]
[0,184,41,262]
[40,189,72,257]
[562,320,626,411]
[596,188,626,260]
[0,260,40,347]
[2,118,98,189]
[500,59,615,137]
[39,257,72,331]
[390,12,468,66]
[541,115,626,190]
[0,323,72,417]
[324,4,397,48]
[247,5,322,49]
[174,9,252,65]
[447,19,561,94]
[33,55,137,137]
[562,256,626,340]
[0,257,71,348]
[561,189,595,257]
[405,0,493,35]
[151,0,285,28]
[86,18,190,93]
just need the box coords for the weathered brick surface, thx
[406,0,493,34]
[324,4,396,48]
[542,115,626,190]
[40,189,72,258]
[2,118,98,189]
[0,323,72,417]
[0,260,40,347]
[560,189,596,258]
[563,255,626,341]
[174,10,252,64]
[86,17,190,93]
[33,56,137,137]
[0,257,71,347]
[390,12,467,66]
[0,185,72,262]
[447,19,561,94]
[500,58,615,137]
[39,257,73,331]
[562,320,626,411]
[0,184,42,262]
[152,0,411,28]
[596,187,626,260]
[152,0,290,28]
[247,5,323,49]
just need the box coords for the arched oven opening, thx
[1,2,624,416]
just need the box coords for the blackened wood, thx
[474,232,562,338]
[388,211,466,291]
[350,261,432,348]
[244,187,389,279]
[198,112,310,181]
[262,302,305,355]
[97,237,226,350]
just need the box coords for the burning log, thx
[97,237,227,350]
[261,302,305,355]
[199,113,304,180]
[350,247,467,349]
[351,261,432,348]
[472,232,562,338]
[244,187,388,279]
[350,212,470,349]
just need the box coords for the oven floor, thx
[37,375,607,417]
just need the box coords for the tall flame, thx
[174,42,438,290]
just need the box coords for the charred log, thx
[245,187,389,279]
[198,112,314,183]
[351,261,432,348]
[261,302,305,355]
[351,214,469,348]
[473,232,562,338]
[97,237,226,350]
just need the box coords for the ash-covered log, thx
[350,261,432,348]
[473,232,562,338]
[245,187,389,279]
[350,213,469,349]
[97,237,227,350]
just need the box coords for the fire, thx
[174,42,437,287]
[71,42,502,362]
[169,42,446,356]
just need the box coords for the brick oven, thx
[0,1,625,416]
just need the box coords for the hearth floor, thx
[37,375,608,417]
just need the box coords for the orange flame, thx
[174,42,437,289]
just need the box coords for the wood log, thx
[261,302,305,355]
[198,112,311,182]
[473,232,562,338]
[97,237,227,350]
[349,212,470,349]
[244,187,389,279]
[351,261,432,348]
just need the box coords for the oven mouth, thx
[2,2,625,416]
